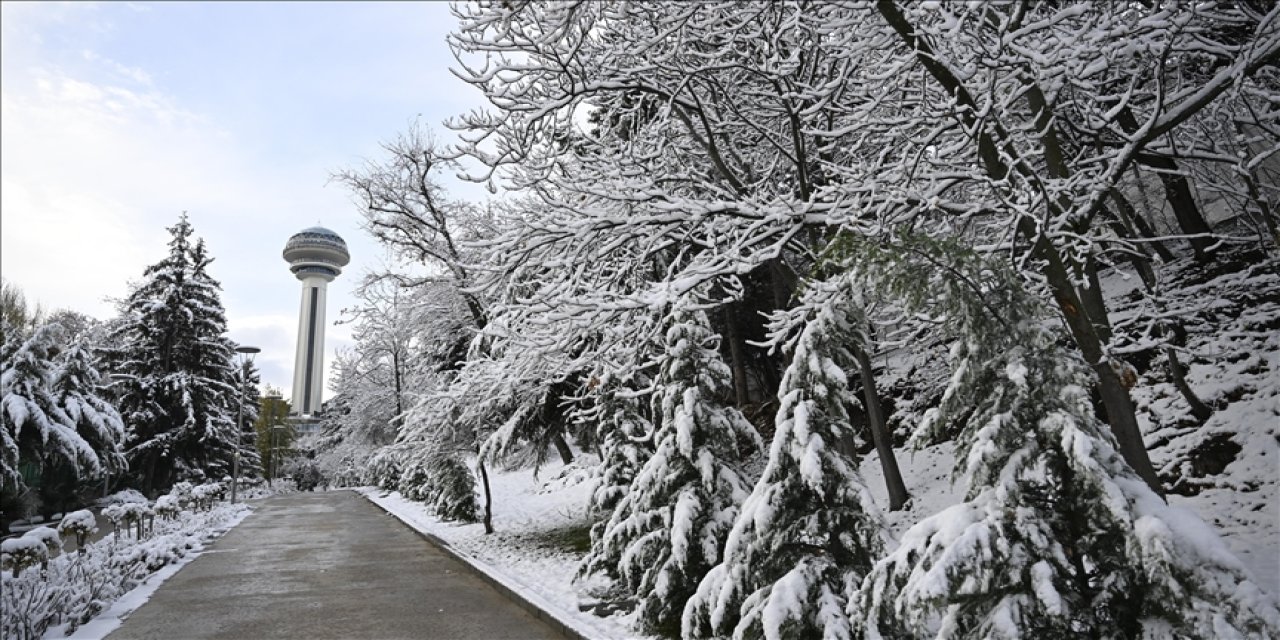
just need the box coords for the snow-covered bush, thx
[1,535,50,578]
[431,457,479,523]
[101,503,128,532]
[57,510,97,553]
[103,501,153,539]
[399,454,478,522]
[3,500,249,639]
[153,495,180,520]
[103,488,147,505]
[397,458,432,502]
[190,482,223,510]
[367,448,402,490]
[25,526,63,555]
[168,481,194,507]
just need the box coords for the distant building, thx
[282,226,350,418]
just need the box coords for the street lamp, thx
[232,345,260,504]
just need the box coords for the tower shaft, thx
[290,275,330,416]
[283,225,349,419]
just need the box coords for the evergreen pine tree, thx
[107,214,240,495]
[40,337,128,514]
[684,282,885,640]
[1,323,100,490]
[857,270,1280,638]
[581,308,759,635]
[49,339,127,477]
[234,357,263,479]
[584,372,653,520]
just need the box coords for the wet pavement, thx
[107,490,566,640]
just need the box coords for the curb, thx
[360,491,591,640]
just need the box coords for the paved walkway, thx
[108,491,566,640]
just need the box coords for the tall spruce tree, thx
[684,281,886,639]
[106,214,240,495]
[234,356,263,479]
[580,308,759,635]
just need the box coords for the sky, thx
[1,1,491,403]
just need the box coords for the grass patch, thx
[527,522,593,554]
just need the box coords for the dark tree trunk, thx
[392,350,404,432]
[1113,109,1215,261]
[854,344,910,511]
[551,432,574,465]
[478,458,494,534]
[723,305,751,406]
[1080,257,1113,345]
[1110,189,1175,262]
[1145,158,1216,262]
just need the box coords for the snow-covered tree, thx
[582,372,654,521]
[333,122,495,328]
[2,324,97,490]
[2,319,126,527]
[580,308,758,634]
[233,358,262,479]
[42,338,127,512]
[684,281,885,639]
[398,452,479,523]
[105,215,240,495]
[1,279,45,338]
[849,239,1280,638]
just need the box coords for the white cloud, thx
[82,49,153,86]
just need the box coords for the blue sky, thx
[2,1,489,401]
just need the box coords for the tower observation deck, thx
[283,226,350,417]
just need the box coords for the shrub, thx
[1,536,49,578]
[57,510,98,554]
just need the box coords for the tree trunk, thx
[392,350,403,432]
[551,432,574,465]
[1109,205,1214,422]
[1114,109,1215,261]
[1146,158,1216,262]
[854,344,910,511]
[768,258,797,309]
[1080,257,1113,345]
[477,458,494,534]
[1110,189,1176,263]
[723,305,751,406]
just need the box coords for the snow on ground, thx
[1124,257,1280,594]
[359,458,652,640]
[860,442,961,542]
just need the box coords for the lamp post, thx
[232,345,261,504]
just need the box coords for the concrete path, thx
[108,491,566,640]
